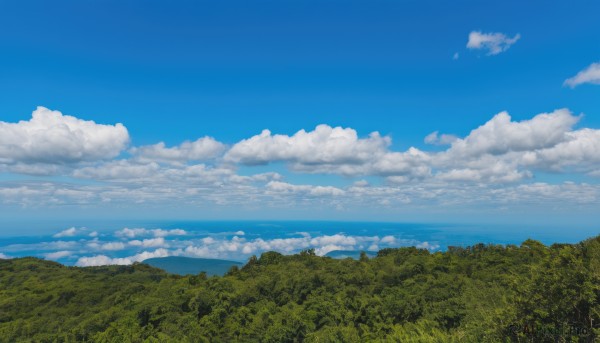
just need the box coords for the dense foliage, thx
[1,236,599,342]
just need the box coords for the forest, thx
[1,235,599,342]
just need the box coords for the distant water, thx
[1,220,598,245]
[143,256,243,276]
[325,250,377,259]
[1,220,598,265]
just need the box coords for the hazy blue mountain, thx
[142,256,243,276]
[325,250,377,259]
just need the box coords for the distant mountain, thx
[325,250,377,259]
[142,256,243,276]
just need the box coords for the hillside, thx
[1,236,599,342]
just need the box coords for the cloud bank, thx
[40,227,438,266]
[1,106,600,217]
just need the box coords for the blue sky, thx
[1,0,600,227]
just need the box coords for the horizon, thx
[2,219,598,266]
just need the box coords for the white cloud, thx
[184,245,213,257]
[0,107,129,168]
[76,255,122,266]
[181,233,423,259]
[115,228,147,238]
[0,253,11,259]
[494,182,599,205]
[369,148,431,177]
[75,248,169,266]
[44,250,73,260]
[128,237,168,248]
[436,166,529,183]
[115,227,187,238]
[310,234,359,246]
[315,244,346,256]
[202,237,216,245]
[525,128,600,172]
[427,109,583,183]
[225,124,390,168]
[53,227,79,238]
[0,162,63,176]
[100,242,126,251]
[72,160,278,191]
[367,244,379,251]
[266,181,345,197]
[381,236,395,244]
[447,109,579,158]
[424,131,458,145]
[467,31,520,55]
[131,137,226,164]
[564,62,600,88]
[3,106,600,214]
[73,160,160,180]
[152,229,187,237]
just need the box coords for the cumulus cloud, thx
[179,233,438,259]
[75,248,169,267]
[53,227,79,238]
[525,128,600,172]
[44,250,73,260]
[428,109,586,183]
[266,181,345,197]
[3,106,600,213]
[436,165,530,183]
[492,182,599,205]
[115,228,187,238]
[131,137,226,164]
[128,237,168,248]
[225,124,390,168]
[224,124,429,177]
[152,229,186,237]
[424,131,458,145]
[115,228,153,238]
[564,62,600,88]
[99,242,126,251]
[0,252,12,259]
[0,162,63,176]
[467,31,520,55]
[0,107,129,168]
[381,236,395,244]
[447,109,579,158]
[370,148,431,177]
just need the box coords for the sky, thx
[1,0,600,228]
